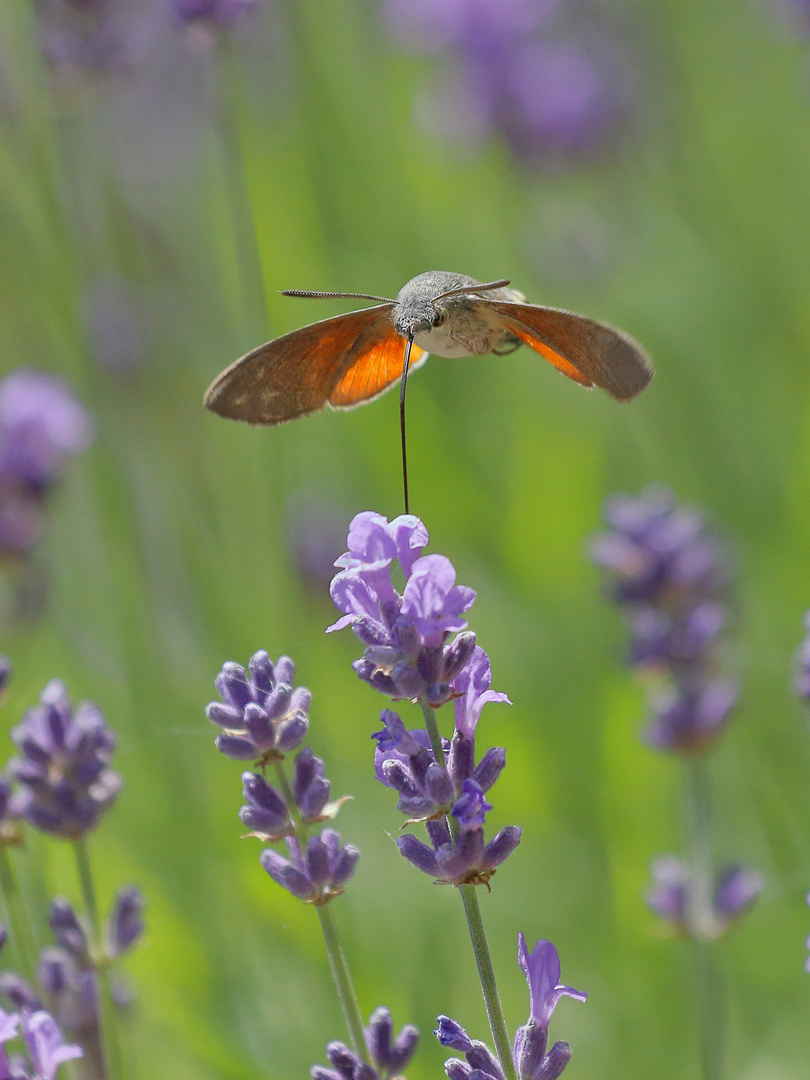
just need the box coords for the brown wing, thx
[486,300,653,402]
[329,326,428,410]
[203,305,395,424]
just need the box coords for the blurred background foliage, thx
[1,0,810,1076]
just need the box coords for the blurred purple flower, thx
[0,370,94,493]
[206,651,310,764]
[36,0,150,79]
[8,679,121,839]
[646,855,762,939]
[383,0,639,170]
[105,887,145,959]
[643,678,738,754]
[286,497,350,593]
[23,1007,84,1079]
[168,0,257,26]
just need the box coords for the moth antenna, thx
[432,278,511,303]
[281,289,397,304]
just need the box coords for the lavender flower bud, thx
[106,886,145,959]
[365,1006,420,1073]
[49,900,90,965]
[260,829,359,904]
[239,772,291,840]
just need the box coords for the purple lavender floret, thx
[0,1004,83,1080]
[8,680,121,840]
[373,711,454,819]
[437,935,585,1080]
[259,828,359,905]
[328,512,479,708]
[397,802,521,887]
[312,1007,419,1080]
[0,658,11,695]
[207,651,310,765]
[646,855,762,939]
[38,948,98,1033]
[238,771,292,840]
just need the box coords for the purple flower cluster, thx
[382,0,639,170]
[646,856,762,941]
[328,512,477,708]
[0,370,94,561]
[34,0,148,81]
[207,652,358,904]
[312,1006,420,1080]
[7,680,121,840]
[207,651,310,765]
[437,934,586,1080]
[0,1006,82,1080]
[590,486,736,753]
[330,512,518,887]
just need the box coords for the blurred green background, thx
[1,0,810,1076]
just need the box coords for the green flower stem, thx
[272,759,299,828]
[214,34,268,343]
[317,902,369,1063]
[72,837,120,1080]
[459,884,518,1080]
[0,846,38,980]
[419,702,517,1080]
[682,756,724,1080]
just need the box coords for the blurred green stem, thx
[682,757,724,1080]
[214,34,268,342]
[73,838,121,1080]
[0,846,38,980]
[420,702,517,1080]
[317,902,369,1063]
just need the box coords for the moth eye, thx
[432,309,447,327]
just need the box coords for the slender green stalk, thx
[419,702,517,1080]
[459,885,518,1080]
[0,846,38,980]
[213,33,268,342]
[316,902,369,1063]
[72,838,120,1080]
[682,757,724,1080]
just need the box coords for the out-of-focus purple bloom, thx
[38,948,98,1033]
[48,901,90,966]
[805,892,810,973]
[590,486,728,609]
[23,1008,84,1079]
[793,610,810,702]
[646,855,762,940]
[8,680,121,839]
[312,1007,419,1080]
[453,646,511,737]
[169,0,257,27]
[0,658,11,696]
[105,887,145,959]
[259,828,359,905]
[36,0,149,79]
[643,678,738,754]
[0,974,42,1012]
[383,0,638,170]
[206,651,310,765]
[398,811,520,888]
[329,512,480,708]
[0,370,94,559]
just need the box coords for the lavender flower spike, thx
[207,651,311,765]
[259,828,359,905]
[8,680,121,840]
